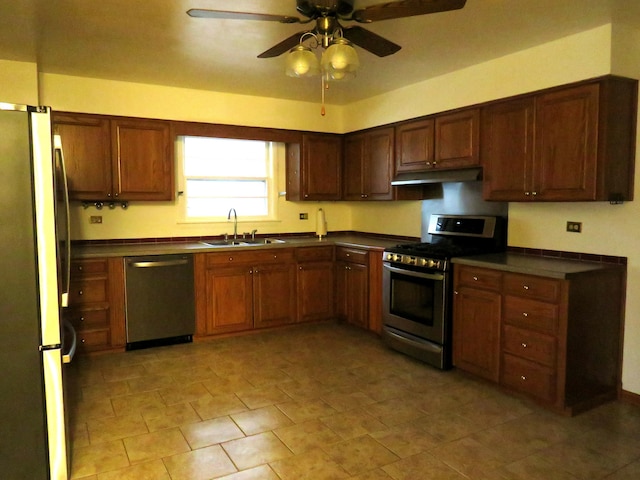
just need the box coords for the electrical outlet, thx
[299,213,308,220]
[90,216,103,224]
[566,221,582,233]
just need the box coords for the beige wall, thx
[5,23,640,395]
[0,59,39,105]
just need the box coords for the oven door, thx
[382,263,446,344]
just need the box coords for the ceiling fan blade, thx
[342,26,401,57]
[257,31,310,58]
[187,9,302,24]
[352,0,466,23]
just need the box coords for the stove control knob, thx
[419,258,428,267]
[408,257,416,265]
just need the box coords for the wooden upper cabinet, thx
[287,133,342,201]
[483,77,637,202]
[481,97,535,201]
[52,112,174,201]
[395,118,435,173]
[111,118,173,201]
[52,113,112,200]
[434,108,480,169]
[343,132,367,200]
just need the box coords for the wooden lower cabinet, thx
[335,247,370,329]
[295,246,335,323]
[453,262,625,415]
[64,258,125,353]
[195,249,296,335]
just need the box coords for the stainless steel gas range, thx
[381,214,506,369]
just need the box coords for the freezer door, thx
[43,348,69,480]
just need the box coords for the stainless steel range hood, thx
[391,167,482,185]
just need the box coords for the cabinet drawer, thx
[456,266,502,291]
[206,248,294,267]
[503,273,561,303]
[501,353,556,403]
[77,329,111,351]
[68,278,108,305]
[71,259,108,276]
[295,245,334,262]
[503,324,556,367]
[335,247,368,264]
[503,295,558,333]
[65,307,109,331]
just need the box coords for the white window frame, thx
[176,136,280,224]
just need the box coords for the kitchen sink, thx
[200,238,285,247]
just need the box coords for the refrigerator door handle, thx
[54,135,71,308]
[62,319,76,364]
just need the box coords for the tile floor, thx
[67,322,640,480]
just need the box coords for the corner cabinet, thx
[395,108,480,173]
[453,260,625,415]
[52,112,174,201]
[286,133,342,201]
[482,76,637,202]
[344,127,424,201]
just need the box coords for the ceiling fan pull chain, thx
[321,75,326,116]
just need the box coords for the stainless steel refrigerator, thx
[0,103,74,479]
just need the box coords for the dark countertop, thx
[71,234,406,259]
[451,252,623,279]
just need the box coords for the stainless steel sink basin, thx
[200,238,285,247]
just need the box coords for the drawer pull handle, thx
[229,257,233,261]
[520,375,526,381]
[473,276,478,281]
[522,312,528,317]
[523,285,530,290]
[78,290,83,296]
[521,343,528,348]
[81,338,86,344]
[80,317,85,322]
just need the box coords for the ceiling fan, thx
[187,0,467,59]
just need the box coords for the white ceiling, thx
[1,0,639,105]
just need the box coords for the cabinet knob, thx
[522,312,528,317]
[299,266,303,270]
[473,276,478,281]
[81,338,86,344]
[77,265,83,271]
[531,191,537,196]
[80,317,85,322]
[78,290,83,296]
[521,342,528,348]
[273,255,277,259]
[523,285,530,290]
[249,269,253,274]
[454,290,459,295]
[228,257,233,262]
[114,192,119,198]
[432,161,437,167]
[525,191,530,196]
[346,253,350,257]
[520,375,526,381]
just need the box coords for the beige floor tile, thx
[191,392,249,420]
[82,380,130,399]
[162,444,237,480]
[277,378,332,401]
[126,374,176,394]
[270,447,350,480]
[323,434,399,476]
[143,403,202,432]
[169,364,216,383]
[202,374,255,396]
[72,396,115,423]
[123,427,191,464]
[214,464,280,480]
[180,415,245,449]
[533,441,629,479]
[605,459,640,480]
[319,409,387,439]
[70,440,130,479]
[242,367,292,388]
[370,423,440,458]
[495,455,580,480]
[321,390,377,412]
[276,398,337,423]
[349,468,394,480]
[101,364,148,383]
[95,459,170,480]
[366,396,426,427]
[413,412,484,443]
[157,382,212,405]
[429,437,505,478]
[222,431,293,470]
[382,451,466,480]
[86,413,148,444]
[232,404,294,435]
[110,391,166,417]
[274,419,342,454]
[236,385,293,409]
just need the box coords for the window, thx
[179,136,278,221]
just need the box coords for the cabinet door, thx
[335,261,369,329]
[204,265,253,334]
[343,133,366,200]
[366,127,395,200]
[453,287,501,382]
[52,113,112,200]
[482,98,535,201]
[534,84,599,201]
[434,108,480,169]
[301,133,342,200]
[297,261,335,322]
[111,118,174,201]
[395,119,435,173]
[253,262,297,328]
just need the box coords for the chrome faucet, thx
[227,208,238,240]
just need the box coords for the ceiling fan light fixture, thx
[285,44,320,77]
[321,37,359,81]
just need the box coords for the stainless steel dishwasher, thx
[124,254,195,348]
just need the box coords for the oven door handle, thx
[383,264,445,281]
